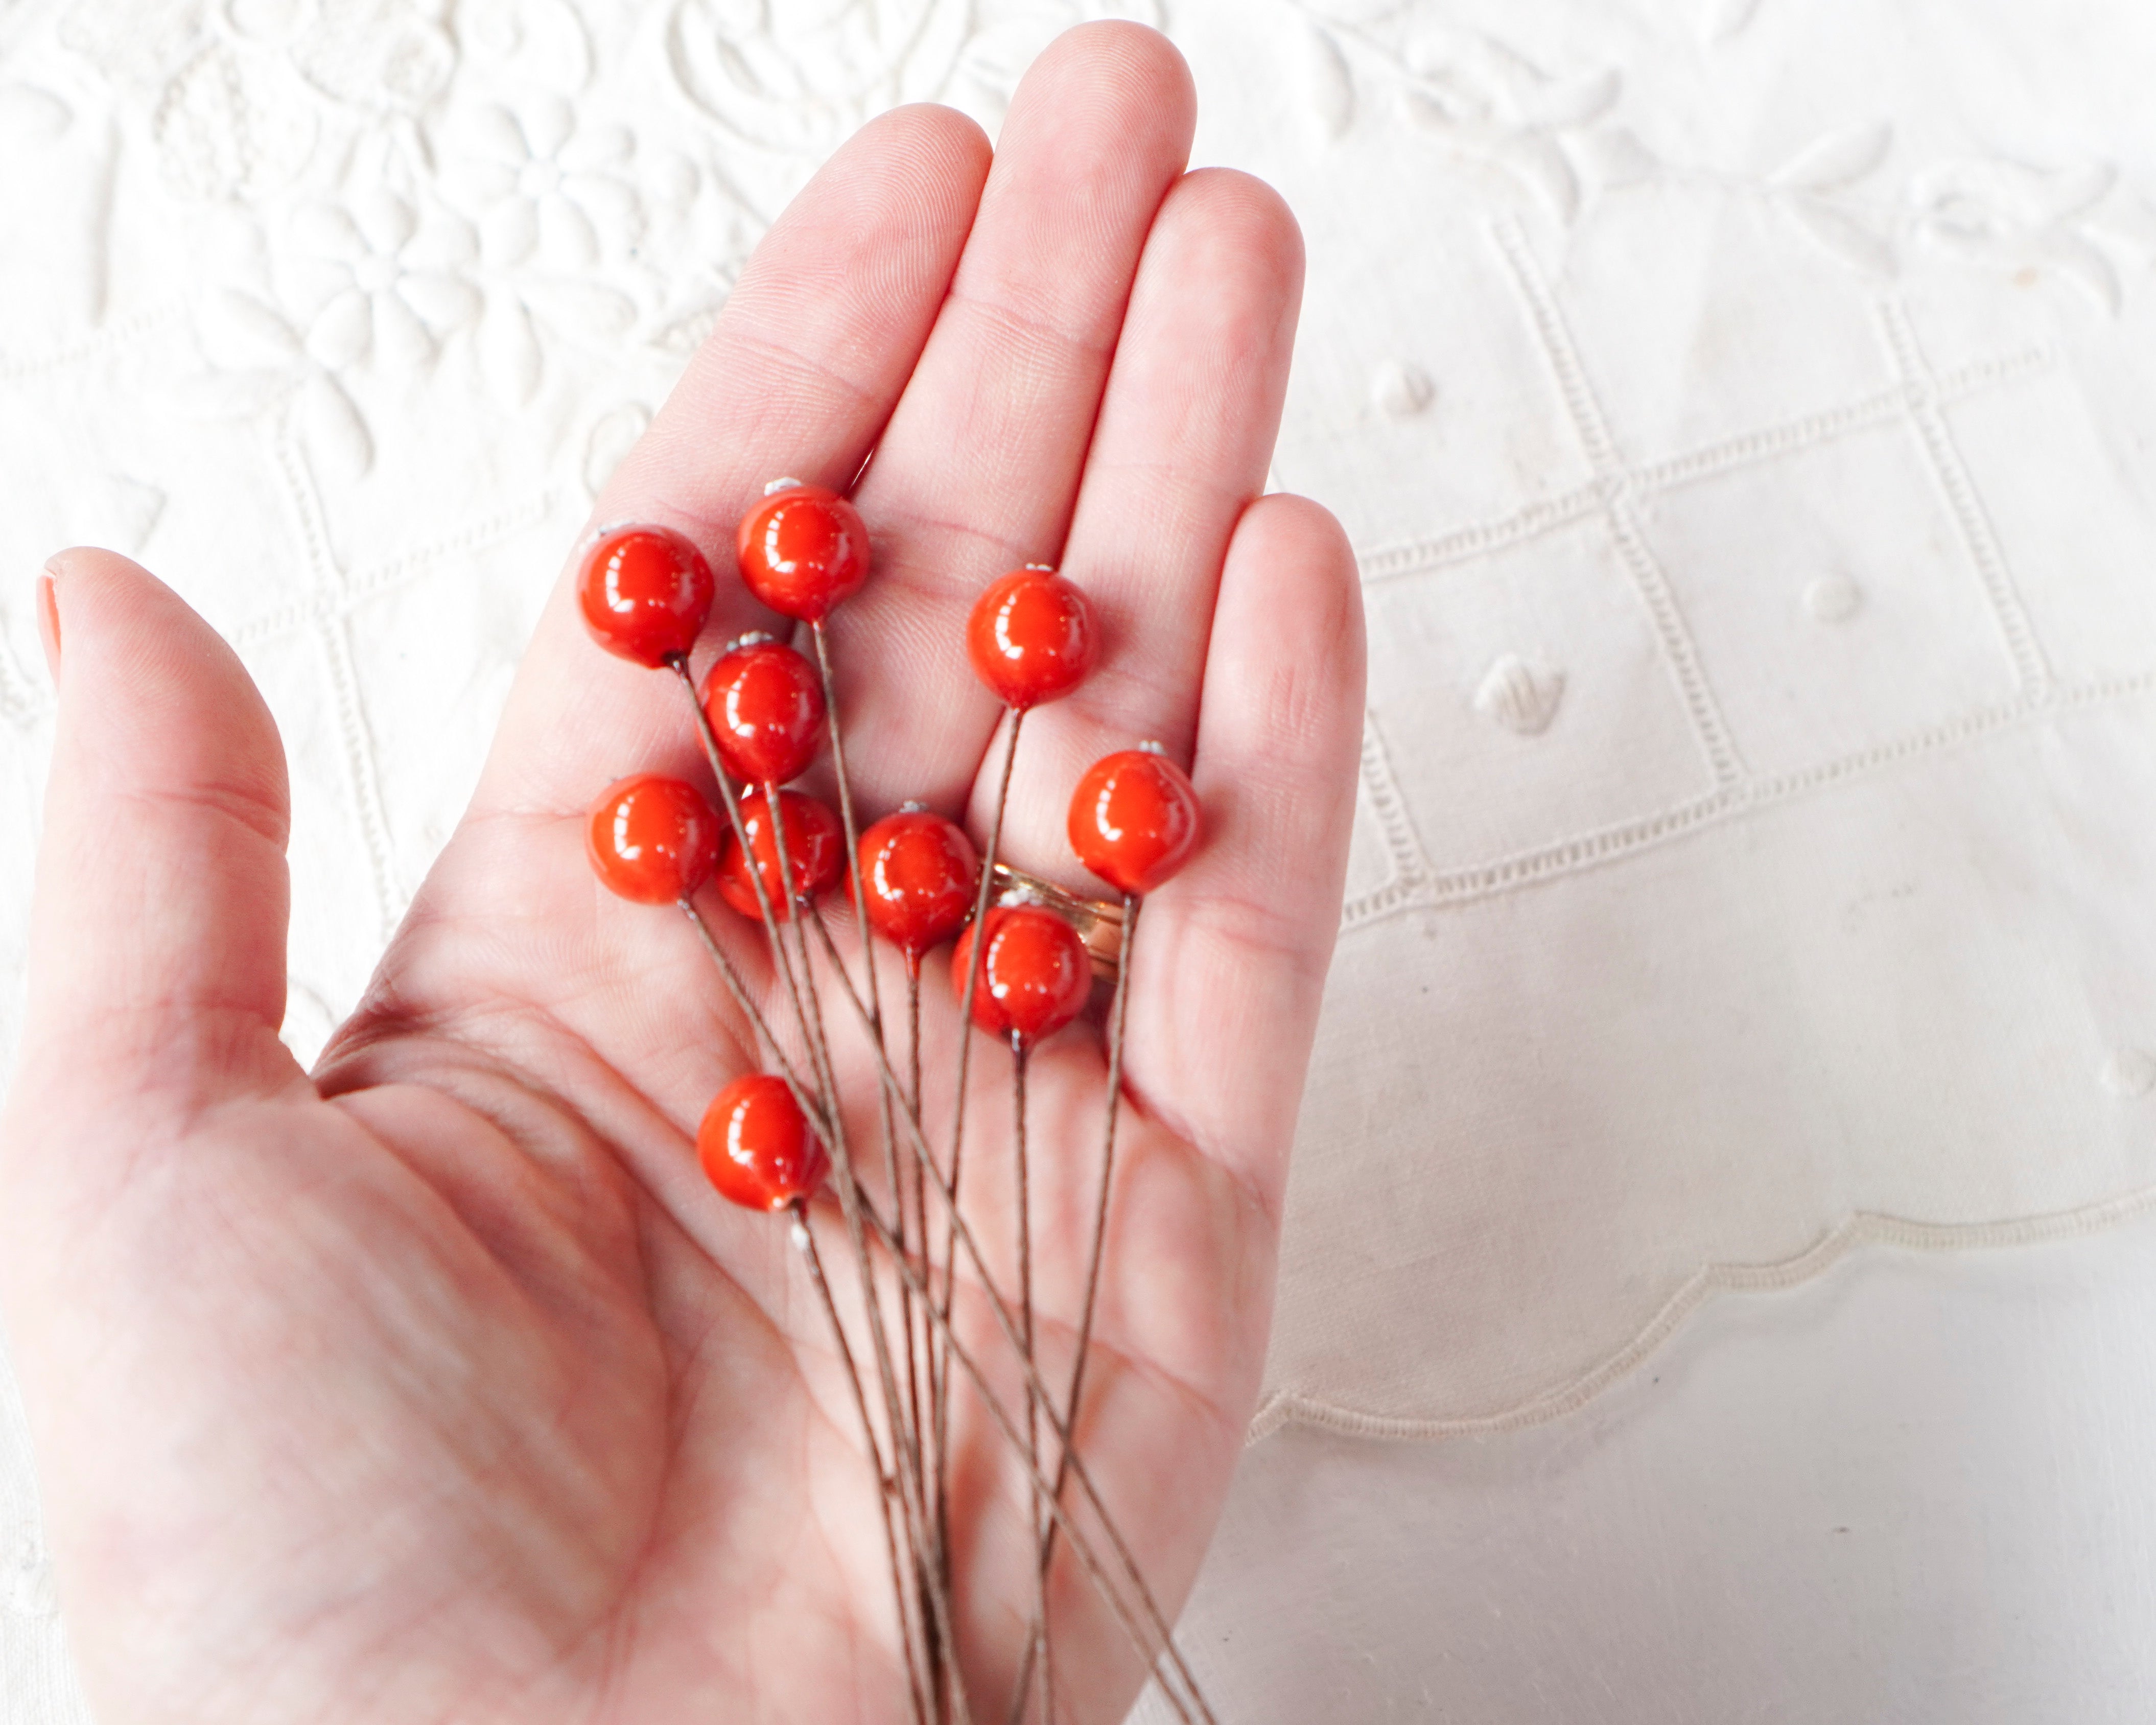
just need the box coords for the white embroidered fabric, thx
[5,0,2156,1717]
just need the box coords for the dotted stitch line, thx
[1878,297,2052,695]
[271,412,403,939]
[1358,486,1605,584]
[1339,669,2156,928]
[1634,384,1904,494]
[231,486,563,648]
[0,302,183,383]
[1356,348,2054,588]
[1356,712,1432,889]
[1494,218,1749,787]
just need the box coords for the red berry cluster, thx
[572,485,1203,1215]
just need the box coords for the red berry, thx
[717,787,845,921]
[698,1074,827,1212]
[698,636,826,786]
[736,483,870,622]
[578,525,714,667]
[857,809,980,961]
[966,567,1096,710]
[1067,747,1202,897]
[951,904,1091,1047]
[587,774,721,904]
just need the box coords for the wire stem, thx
[794,1208,933,1725]
[1011,1037,1052,1725]
[676,898,806,1098]
[936,703,1025,1630]
[811,619,923,1554]
[1007,894,1139,1717]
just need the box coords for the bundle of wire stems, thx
[660,644,1215,1725]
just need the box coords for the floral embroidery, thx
[285,192,479,373]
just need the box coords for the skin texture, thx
[0,25,1365,1725]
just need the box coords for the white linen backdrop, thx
[7,0,2156,1717]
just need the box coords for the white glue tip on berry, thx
[764,476,805,496]
[900,800,929,813]
[1137,739,1166,755]
[729,630,778,650]
[1023,562,1056,573]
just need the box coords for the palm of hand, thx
[0,25,1362,1725]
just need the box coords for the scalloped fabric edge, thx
[1247,1180,2156,1445]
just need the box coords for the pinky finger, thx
[1121,493,1366,1224]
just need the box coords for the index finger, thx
[471,103,992,819]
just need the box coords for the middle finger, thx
[827,21,1196,812]
[989,165,1305,884]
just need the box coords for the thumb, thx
[9,548,304,1140]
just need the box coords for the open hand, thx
[0,24,1363,1724]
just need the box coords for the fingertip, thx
[588,97,996,596]
[1214,494,1367,747]
[43,542,136,602]
[1163,169,1306,308]
[43,546,290,849]
[1236,489,1356,568]
[718,105,990,345]
[856,100,993,184]
[820,103,993,257]
[1041,18,1194,90]
[718,98,993,335]
[1009,19,1198,172]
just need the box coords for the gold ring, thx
[989,864,1125,981]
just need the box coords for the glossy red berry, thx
[698,1074,827,1212]
[966,567,1096,710]
[857,809,980,962]
[736,483,870,622]
[1068,747,1202,897]
[717,787,845,921]
[578,525,714,667]
[951,904,1091,1047]
[587,774,722,904]
[698,636,826,786]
